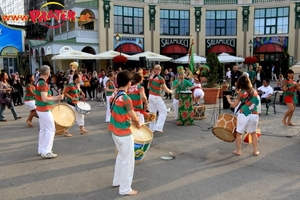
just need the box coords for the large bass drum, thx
[212,114,237,142]
[52,104,76,135]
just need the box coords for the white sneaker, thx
[91,98,94,100]
[41,152,57,159]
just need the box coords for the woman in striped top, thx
[24,74,37,127]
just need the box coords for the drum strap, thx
[110,90,125,112]
[235,90,253,114]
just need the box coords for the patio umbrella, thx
[130,51,172,62]
[217,53,245,63]
[94,50,135,60]
[173,54,206,64]
[290,62,300,73]
[51,50,96,60]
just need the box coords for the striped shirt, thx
[36,79,53,112]
[105,79,115,96]
[108,91,134,136]
[149,74,165,96]
[238,89,259,116]
[24,83,36,101]
[65,82,80,105]
[127,84,144,110]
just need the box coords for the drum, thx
[52,104,76,135]
[193,105,206,120]
[75,101,91,115]
[144,112,156,122]
[212,114,237,142]
[177,91,194,126]
[130,124,153,164]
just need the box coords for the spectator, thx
[256,66,266,89]
[231,65,242,87]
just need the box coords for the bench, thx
[261,91,278,115]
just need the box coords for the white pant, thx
[37,111,55,155]
[68,104,84,127]
[173,98,179,119]
[135,111,145,124]
[24,100,36,111]
[112,133,135,195]
[148,94,167,132]
[106,96,112,122]
[236,113,259,134]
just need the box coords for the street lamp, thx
[115,34,122,55]
[248,39,253,57]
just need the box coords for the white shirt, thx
[258,85,273,99]
[257,72,261,81]
[226,71,231,79]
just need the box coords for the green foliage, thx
[205,53,221,88]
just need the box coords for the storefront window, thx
[205,10,237,36]
[160,10,189,36]
[114,6,143,34]
[254,7,289,35]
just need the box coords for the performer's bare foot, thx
[282,120,287,126]
[63,132,73,137]
[125,190,138,196]
[287,122,295,126]
[253,151,260,156]
[80,129,89,134]
[233,150,241,156]
[26,120,34,127]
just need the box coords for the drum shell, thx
[52,104,76,135]
[193,105,206,120]
[212,114,237,142]
[75,101,91,115]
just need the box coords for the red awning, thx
[255,44,284,53]
[115,43,143,54]
[207,45,234,54]
[161,44,188,54]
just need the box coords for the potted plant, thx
[202,53,222,104]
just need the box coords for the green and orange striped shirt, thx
[24,83,36,101]
[35,80,53,112]
[108,91,134,136]
[106,79,115,96]
[65,82,80,105]
[149,75,165,96]
[127,84,144,110]
[238,89,259,116]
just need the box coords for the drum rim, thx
[130,125,153,143]
[52,104,76,126]
[212,127,236,142]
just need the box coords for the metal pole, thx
[151,22,154,52]
[105,22,108,51]
[294,20,299,63]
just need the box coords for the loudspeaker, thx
[139,56,146,68]
[223,90,232,109]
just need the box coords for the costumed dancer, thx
[148,65,173,133]
[192,73,204,106]
[226,75,260,156]
[105,72,116,122]
[108,70,141,196]
[127,72,148,124]
[172,66,194,125]
[63,73,89,137]
[24,74,37,127]
[36,65,64,158]
[282,69,300,126]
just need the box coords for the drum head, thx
[77,101,91,110]
[212,128,236,142]
[52,104,75,126]
[130,125,153,143]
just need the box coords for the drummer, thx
[127,72,148,124]
[63,73,89,137]
[172,66,194,120]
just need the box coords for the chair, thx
[262,91,278,115]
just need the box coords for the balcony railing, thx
[158,0,191,4]
[204,0,238,4]
[54,29,99,43]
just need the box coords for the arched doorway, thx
[82,46,96,73]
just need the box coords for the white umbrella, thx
[218,52,245,63]
[52,50,96,60]
[290,62,300,73]
[94,50,134,60]
[173,53,206,64]
[130,51,172,62]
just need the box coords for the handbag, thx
[83,81,90,87]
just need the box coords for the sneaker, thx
[38,151,53,156]
[91,98,94,100]
[41,152,57,159]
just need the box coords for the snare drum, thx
[193,105,206,120]
[75,101,91,115]
[130,124,153,164]
[212,114,237,142]
[52,104,76,135]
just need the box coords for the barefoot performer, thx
[282,69,300,126]
[226,75,260,156]
[24,74,37,127]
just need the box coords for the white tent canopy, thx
[173,53,206,64]
[51,50,96,60]
[94,50,135,60]
[130,51,172,61]
[218,52,245,63]
[290,62,300,73]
